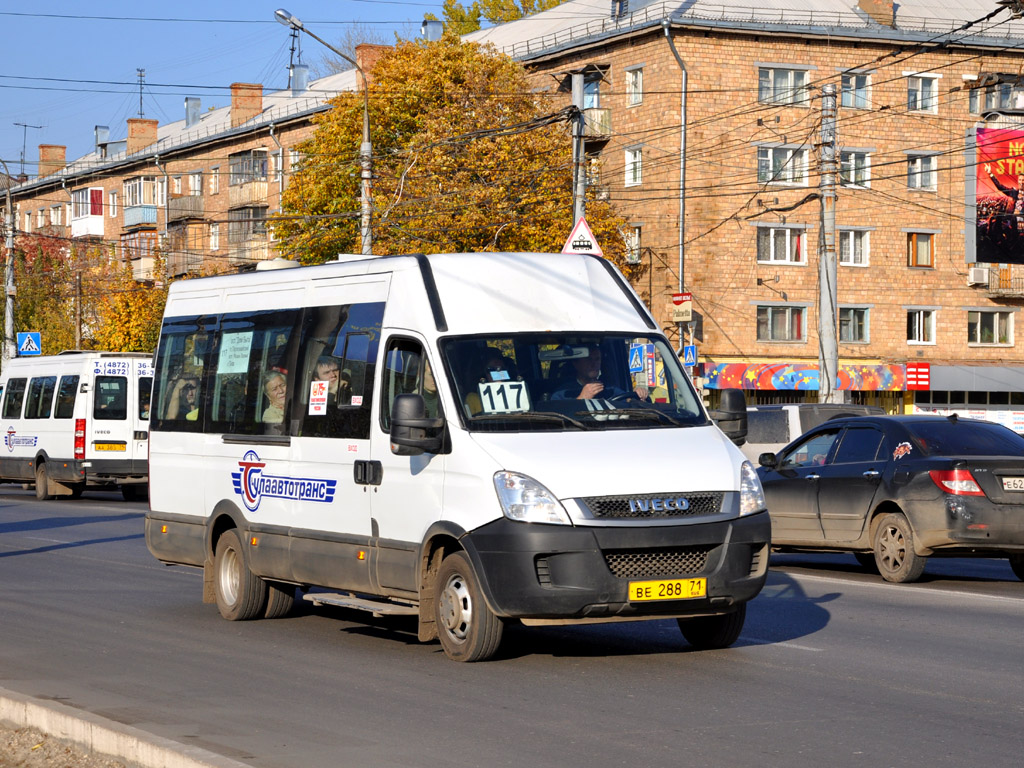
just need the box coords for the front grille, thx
[604,545,712,579]
[582,492,723,519]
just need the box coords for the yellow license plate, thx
[629,578,706,602]
[94,443,126,451]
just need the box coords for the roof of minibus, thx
[164,252,654,336]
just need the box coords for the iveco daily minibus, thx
[145,252,770,661]
[0,351,153,499]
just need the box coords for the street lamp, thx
[0,157,15,363]
[275,8,373,256]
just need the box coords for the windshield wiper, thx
[469,411,590,429]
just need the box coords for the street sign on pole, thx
[16,332,41,356]
[672,292,693,323]
[561,217,603,256]
[682,345,697,368]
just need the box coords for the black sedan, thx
[756,413,1024,583]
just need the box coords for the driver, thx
[551,346,624,400]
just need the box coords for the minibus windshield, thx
[440,334,709,432]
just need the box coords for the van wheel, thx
[1009,554,1024,581]
[68,484,85,500]
[677,604,746,650]
[434,551,503,662]
[214,529,268,620]
[873,513,926,583]
[264,581,295,619]
[121,485,147,502]
[34,464,52,501]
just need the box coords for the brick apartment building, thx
[469,0,1024,423]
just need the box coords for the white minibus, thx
[146,252,769,661]
[0,351,153,500]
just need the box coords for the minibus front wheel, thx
[213,529,267,621]
[434,551,503,662]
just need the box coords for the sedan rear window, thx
[908,419,1024,456]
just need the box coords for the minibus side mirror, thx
[708,388,747,446]
[390,393,445,456]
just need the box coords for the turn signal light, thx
[357,550,366,561]
[930,469,985,496]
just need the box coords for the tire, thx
[873,513,926,583]
[1009,554,1024,581]
[214,529,268,621]
[853,552,878,573]
[67,484,85,500]
[677,603,746,650]
[434,551,503,662]
[34,464,52,501]
[264,581,295,619]
[121,485,139,502]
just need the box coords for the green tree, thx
[275,34,638,278]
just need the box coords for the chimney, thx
[858,0,895,26]
[38,145,66,178]
[185,97,201,128]
[94,125,109,154]
[126,118,158,155]
[230,83,263,127]
[355,44,390,87]
[292,64,309,97]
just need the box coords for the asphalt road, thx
[2,487,1023,768]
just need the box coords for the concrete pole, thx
[1,158,16,364]
[571,73,586,226]
[818,84,839,404]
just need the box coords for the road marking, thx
[742,637,824,652]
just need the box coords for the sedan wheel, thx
[1009,554,1024,582]
[873,513,926,583]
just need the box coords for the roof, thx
[465,0,1024,62]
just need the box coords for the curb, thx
[0,686,252,768]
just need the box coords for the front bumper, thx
[463,510,771,619]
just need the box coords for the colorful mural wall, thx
[703,362,906,391]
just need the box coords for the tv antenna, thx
[137,68,146,117]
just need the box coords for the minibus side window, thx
[54,376,79,419]
[152,319,209,433]
[2,378,27,419]
[94,376,128,420]
[380,339,440,431]
[298,302,383,440]
[25,376,57,419]
[138,377,152,420]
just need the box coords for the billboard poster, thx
[977,126,1024,265]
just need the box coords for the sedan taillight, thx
[929,469,985,496]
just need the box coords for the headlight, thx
[493,471,572,525]
[739,460,766,516]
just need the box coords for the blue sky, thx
[0,1,447,174]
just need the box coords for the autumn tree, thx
[275,34,637,278]
[437,0,565,33]
[8,233,78,357]
[91,255,168,353]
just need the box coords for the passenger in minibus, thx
[166,376,199,420]
[262,371,287,431]
[314,356,351,406]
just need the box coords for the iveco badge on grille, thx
[628,497,690,514]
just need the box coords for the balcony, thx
[987,265,1024,297]
[167,195,204,222]
[229,237,272,266]
[166,250,204,278]
[124,204,158,228]
[70,215,104,238]
[229,180,268,209]
[131,256,155,282]
[583,107,612,138]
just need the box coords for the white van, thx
[145,252,769,661]
[0,351,153,500]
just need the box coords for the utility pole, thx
[1,157,16,363]
[137,69,146,117]
[571,73,586,225]
[14,123,42,178]
[818,84,839,404]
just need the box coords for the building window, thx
[626,67,643,106]
[209,167,220,195]
[907,74,938,113]
[157,178,167,206]
[123,177,159,207]
[758,67,809,105]
[229,149,269,185]
[72,187,103,219]
[839,307,869,343]
[907,309,936,344]
[625,147,642,187]
[757,227,806,264]
[583,74,601,109]
[36,209,44,228]
[907,232,935,267]
[209,222,220,251]
[757,305,804,342]
[625,225,641,264]
[109,191,118,217]
[969,79,1024,114]
[288,150,301,172]
[121,230,158,261]
[189,172,203,196]
[839,229,869,266]
[840,72,870,109]
[757,146,809,185]
[51,205,62,226]
[968,310,1012,345]
[23,212,30,233]
[172,176,182,195]
[840,151,870,187]
[907,154,937,190]
[228,207,267,243]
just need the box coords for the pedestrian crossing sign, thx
[682,345,697,367]
[628,345,644,373]
[16,332,41,356]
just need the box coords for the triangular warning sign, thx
[561,217,603,256]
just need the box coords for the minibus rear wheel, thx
[214,529,268,621]
[34,464,52,501]
[434,551,503,662]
